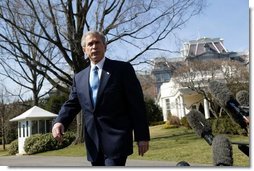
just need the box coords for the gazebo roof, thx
[9,106,58,122]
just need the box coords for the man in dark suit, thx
[52,31,150,166]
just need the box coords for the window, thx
[46,120,52,133]
[31,120,38,134]
[39,120,45,134]
[165,99,171,114]
[162,73,170,81]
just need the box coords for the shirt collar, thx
[90,57,105,70]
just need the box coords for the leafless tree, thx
[0,0,206,143]
[0,0,206,92]
[0,19,54,106]
[0,86,9,150]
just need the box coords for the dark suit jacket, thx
[55,58,150,161]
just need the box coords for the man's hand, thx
[52,122,65,143]
[137,141,149,156]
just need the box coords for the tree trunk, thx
[1,117,5,150]
[73,111,84,144]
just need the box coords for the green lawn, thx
[0,144,9,156]
[0,125,249,166]
[36,125,249,166]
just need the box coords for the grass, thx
[130,125,249,166]
[34,125,249,166]
[0,144,10,157]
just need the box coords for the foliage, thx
[163,123,179,129]
[24,132,75,155]
[40,90,68,114]
[210,116,245,135]
[2,102,30,144]
[8,139,18,155]
[180,116,191,129]
[164,115,181,129]
[145,98,163,125]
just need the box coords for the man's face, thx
[83,34,106,64]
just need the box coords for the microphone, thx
[186,110,214,145]
[212,135,233,166]
[208,81,248,130]
[238,144,249,157]
[236,90,249,107]
[186,109,249,155]
[236,90,249,117]
[176,161,190,166]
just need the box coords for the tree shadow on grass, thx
[151,131,199,141]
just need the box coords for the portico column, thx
[179,95,186,118]
[204,99,210,119]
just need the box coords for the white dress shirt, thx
[89,57,105,83]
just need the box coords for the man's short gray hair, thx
[81,31,107,47]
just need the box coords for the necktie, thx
[90,66,100,107]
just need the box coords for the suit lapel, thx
[82,66,94,109]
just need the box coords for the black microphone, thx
[238,144,249,157]
[208,81,248,130]
[176,161,190,166]
[186,110,214,145]
[212,135,233,166]
[186,109,248,150]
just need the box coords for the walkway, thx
[0,155,210,167]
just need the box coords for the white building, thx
[158,79,212,121]
[155,37,248,121]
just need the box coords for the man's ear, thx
[82,47,86,54]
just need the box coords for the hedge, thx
[24,131,75,154]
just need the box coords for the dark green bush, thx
[145,98,163,125]
[8,139,18,155]
[24,132,75,154]
[210,116,245,135]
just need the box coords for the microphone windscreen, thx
[186,110,212,137]
[176,161,190,166]
[212,135,233,166]
[236,90,249,106]
[208,81,247,129]
[208,80,233,107]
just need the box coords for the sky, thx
[121,0,250,68]
[127,0,249,71]
[0,0,251,102]
[168,0,249,53]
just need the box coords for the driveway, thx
[0,155,210,167]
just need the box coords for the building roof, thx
[181,37,228,57]
[9,106,57,122]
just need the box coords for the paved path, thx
[0,155,211,167]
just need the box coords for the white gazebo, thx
[9,106,58,155]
